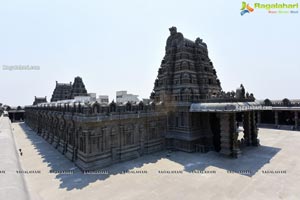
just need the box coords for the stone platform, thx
[6,122,300,200]
[0,117,30,200]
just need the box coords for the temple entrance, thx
[209,113,221,152]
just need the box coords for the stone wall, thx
[25,103,167,170]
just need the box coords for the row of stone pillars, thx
[8,112,25,122]
[219,111,259,158]
[257,111,299,128]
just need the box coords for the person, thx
[19,149,23,156]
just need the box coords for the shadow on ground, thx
[18,123,162,191]
[167,145,280,178]
[18,122,280,191]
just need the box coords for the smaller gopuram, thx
[50,82,72,102]
[33,96,47,105]
[70,76,88,99]
[50,76,88,102]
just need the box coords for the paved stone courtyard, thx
[6,122,300,200]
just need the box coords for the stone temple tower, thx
[151,27,222,152]
[151,26,221,103]
[50,76,88,102]
[51,82,73,102]
[70,76,88,99]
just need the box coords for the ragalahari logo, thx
[241,2,254,15]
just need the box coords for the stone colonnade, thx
[25,108,167,170]
[219,111,259,158]
[257,110,299,129]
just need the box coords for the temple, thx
[25,27,262,170]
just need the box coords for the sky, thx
[0,0,299,106]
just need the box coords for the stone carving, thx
[195,37,207,48]
[236,84,245,99]
[166,26,184,50]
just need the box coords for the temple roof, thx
[35,97,46,100]
[190,101,264,112]
[56,83,72,87]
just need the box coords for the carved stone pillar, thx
[120,125,124,147]
[220,113,232,156]
[37,119,41,135]
[251,111,259,146]
[73,128,79,161]
[257,111,261,124]
[52,120,59,148]
[204,113,214,150]
[88,132,92,154]
[47,118,54,144]
[275,111,279,126]
[110,127,118,161]
[243,112,251,146]
[231,113,241,158]
[295,112,298,129]
[139,125,145,155]
[82,130,89,154]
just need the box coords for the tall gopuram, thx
[70,76,88,99]
[151,26,222,152]
[50,82,73,102]
[151,26,221,103]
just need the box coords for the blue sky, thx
[0,0,299,106]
